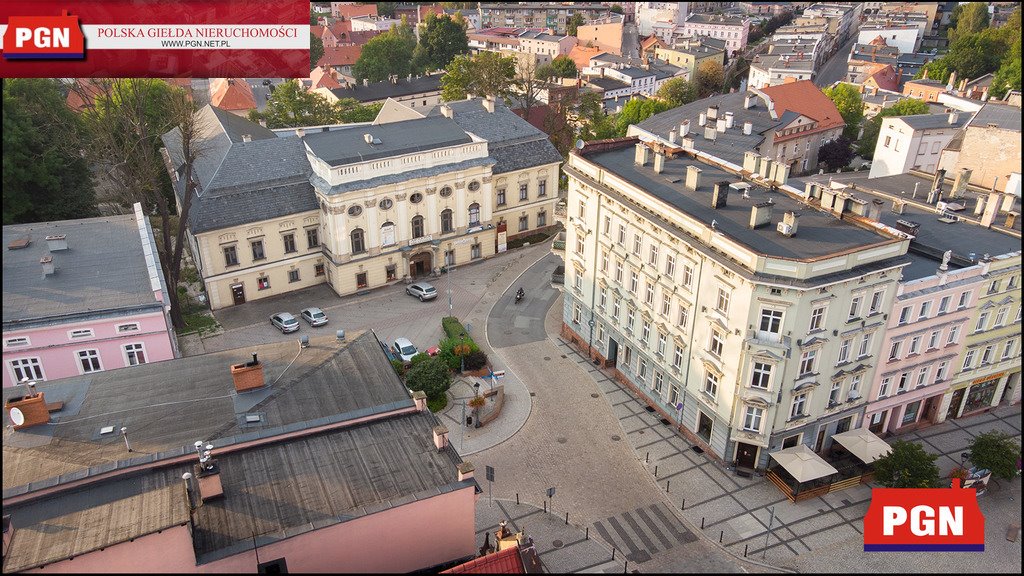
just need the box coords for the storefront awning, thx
[769,444,838,483]
[832,429,892,464]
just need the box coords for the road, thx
[621,21,639,60]
[815,35,857,87]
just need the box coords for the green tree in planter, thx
[405,356,452,401]
[874,440,941,488]
[967,431,1020,480]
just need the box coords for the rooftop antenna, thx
[711,219,717,230]
[121,426,132,452]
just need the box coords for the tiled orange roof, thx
[334,4,377,19]
[869,34,888,46]
[310,66,342,90]
[864,64,900,92]
[760,80,845,132]
[317,45,362,68]
[639,34,665,51]
[568,45,603,70]
[209,78,257,111]
[441,546,525,574]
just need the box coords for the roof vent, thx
[364,133,374,144]
[894,219,920,236]
[45,234,67,251]
[241,134,252,142]
[7,236,30,250]
[40,255,55,277]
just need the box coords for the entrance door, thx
[923,395,941,423]
[231,284,245,305]
[815,428,827,453]
[410,252,432,279]
[607,338,618,366]
[946,388,966,420]
[736,442,758,469]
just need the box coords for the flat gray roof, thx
[897,112,971,130]
[583,145,892,260]
[968,101,1022,131]
[304,116,474,166]
[3,214,163,327]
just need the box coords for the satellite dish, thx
[575,139,585,150]
[9,407,25,427]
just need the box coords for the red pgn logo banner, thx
[863,479,985,552]
[0,0,309,78]
[3,11,85,59]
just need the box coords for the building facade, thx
[2,205,178,387]
[677,13,751,54]
[480,3,611,35]
[869,111,970,178]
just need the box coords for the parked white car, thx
[392,337,418,362]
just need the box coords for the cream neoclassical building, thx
[162,98,562,309]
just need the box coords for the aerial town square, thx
[1,1,1021,573]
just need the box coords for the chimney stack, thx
[668,128,678,145]
[867,199,884,221]
[40,255,54,277]
[457,461,475,482]
[679,120,690,137]
[45,234,67,252]
[482,95,495,113]
[891,200,905,214]
[653,152,666,173]
[743,151,760,174]
[948,111,959,125]
[4,384,50,430]
[241,134,252,142]
[230,352,266,392]
[743,121,752,135]
[698,111,707,126]
[685,165,702,190]
[704,125,718,141]
[635,143,650,166]
[980,190,1001,228]
[433,424,450,451]
[716,118,727,133]
[711,181,729,208]
[295,128,305,138]
[412,390,428,411]
[974,195,986,216]
[725,112,734,129]
[193,442,224,502]
[1006,212,1019,228]
[779,210,800,236]
[749,201,773,228]
[440,104,453,118]
[707,105,719,121]
[743,93,755,109]
[932,168,948,197]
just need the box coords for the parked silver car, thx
[406,281,438,302]
[300,307,328,327]
[393,337,419,362]
[270,312,300,333]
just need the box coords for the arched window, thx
[351,228,366,254]
[468,203,480,226]
[411,215,425,239]
[441,209,454,233]
[380,222,396,247]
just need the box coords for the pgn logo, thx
[864,479,985,552]
[2,10,85,60]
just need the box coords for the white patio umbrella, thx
[769,444,839,483]
[832,428,892,464]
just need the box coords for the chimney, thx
[973,196,986,216]
[947,71,957,89]
[440,104,454,118]
[980,191,1001,228]
[412,390,428,411]
[482,96,495,113]
[653,152,666,173]
[716,118,727,133]
[894,219,921,236]
[258,119,268,128]
[704,126,717,141]
[457,461,475,481]
[711,181,729,208]
[668,128,678,145]
[981,86,989,101]
[44,234,67,251]
[40,255,54,277]
[295,128,305,138]
[635,143,650,166]
[867,199,884,221]
[241,134,252,142]
[1006,212,1019,228]
[743,93,755,109]
[433,424,450,451]
[725,112,734,129]
[749,201,773,229]
[682,136,695,149]
[891,200,905,214]
[707,105,719,121]
[4,384,51,430]
[743,151,760,174]
[230,353,266,392]
[679,120,690,137]
[698,111,707,126]
[948,111,959,125]
[858,83,865,94]
[685,165,702,190]
[932,168,948,197]
[3,516,14,559]
[758,158,772,180]
[778,210,800,236]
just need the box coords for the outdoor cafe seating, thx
[766,429,892,502]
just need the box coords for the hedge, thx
[442,316,467,339]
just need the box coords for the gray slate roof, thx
[303,116,473,166]
[897,111,972,130]
[3,214,163,327]
[328,74,442,103]
[968,102,1021,132]
[587,75,631,91]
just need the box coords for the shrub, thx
[409,352,431,368]
[874,440,940,488]
[406,356,452,401]
[464,349,489,370]
[468,395,486,409]
[442,316,467,339]
[439,336,480,371]
[391,359,406,378]
[968,431,1020,480]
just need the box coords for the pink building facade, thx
[863,259,984,435]
[2,203,178,388]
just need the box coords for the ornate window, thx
[440,185,453,198]
[441,209,454,233]
[379,198,394,210]
[381,222,396,246]
[347,205,362,217]
[468,203,481,226]
[410,192,424,204]
[411,215,425,238]
[468,180,480,192]
[351,228,366,253]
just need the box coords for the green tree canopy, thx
[566,13,586,36]
[309,32,324,72]
[352,21,416,82]
[610,4,623,14]
[615,98,670,135]
[695,59,725,98]
[857,98,930,158]
[945,33,1003,82]
[419,13,469,71]
[818,136,854,171]
[916,57,952,84]
[991,36,1022,99]
[3,79,96,223]
[440,51,517,102]
[550,55,578,78]
[874,440,941,488]
[249,80,346,128]
[656,77,699,108]
[968,431,1020,481]
[949,2,990,42]
[572,91,618,141]
[823,83,864,140]
[406,356,452,401]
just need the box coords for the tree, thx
[656,77,698,108]
[857,98,930,158]
[695,59,725,98]
[949,2,989,43]
[566,13,586,36]
[916,57,952,84]
[610,4,623,14]
[615,98,671,136]
[419,13,469,71]
[513,54,545,118]
[3,79,97,224]
[80,79,202,329]
[376,2,397,18]
[310,11,320,27]
[440,51,517,102]
[818,136,854,171]
[549,55,578,78]
[944,33,1002,81]
[874,440,941,488]
[967,431,1020,481]
[309,32,324,72]
[352,22,416,82]
[991,37,1022,99]
[572,91,618,141]
[823,83,864,140]
[336,98,384,123]
[248,80,340,128]
[406,356,453,400]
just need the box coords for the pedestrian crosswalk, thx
[591,503,698,563]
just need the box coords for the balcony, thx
[551,230,566,253]
[745,329,792,354]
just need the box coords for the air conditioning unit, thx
[777,222,793,235]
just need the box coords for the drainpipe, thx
[587,193,603,359]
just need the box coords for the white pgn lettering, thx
[883,505,964,536]
[14,27,70,48]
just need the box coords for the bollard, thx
[654,465,658,477]
[544,500,547,513]
[744,544,748,557]
[565,511,569,525]
[623,560,628,573]
[719,530,723,543]
[586,526,589,540]
[646,451,650,463]
[516,493,520,505]
[666,480,670,492]
[682,498,686,510]
[701,517,705,529]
